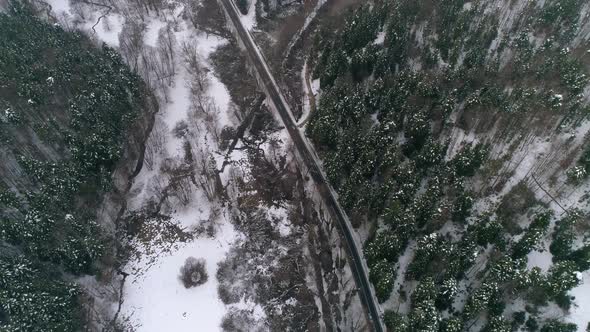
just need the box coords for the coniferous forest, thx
[0,3,148,330]
[306,0,590,330]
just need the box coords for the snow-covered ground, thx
[115,10,238,331]
[122,214,236,331]
[45,0,69,15]
[41,0,243,330]
[240,0,257,30]
[373,30,385,45]
[568,270,590,330]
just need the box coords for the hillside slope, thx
[302,0,590,330]
[0,3,155,330]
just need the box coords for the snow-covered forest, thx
[298,0,590,331]
[0,0,369,330]
[2,0,590,331]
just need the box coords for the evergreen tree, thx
[452,143,488,177]
[512,212,552,259]
[0,256,82,331]
[540,320,578,332]
[383,310,408,332]
[546,260,581,296]
[369,259,396,302]
[436,278,458,310]
[365,231,403,265]
[567,244,590,271]
[485,316,512,332]
[550,212,580,261]
[452,190,474,224]
[409,278,440,332]
[463,281,499,320]
[440,317,463,332]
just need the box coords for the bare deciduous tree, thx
[193,146,219,201]
[181,41,208,93]
[144,120,168,170]
[157,24,177,86]
[119,20,146,72]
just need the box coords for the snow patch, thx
[121,219,236,332]
[311,79,320,95]
[45,0,71,15]
[526,248,553,273]
[90,14,124,47]
[240,0,258,30]
[144,19,167,47]
[567,270,590,330]
[373,31,386,45]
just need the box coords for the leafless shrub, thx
[125,0,166,14]
[173,120,189,138]
[219,126,237,151]
[179,257,208,288]
[221,308,265,332]
[193,147,220,201]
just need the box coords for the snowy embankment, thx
[43,0,249,330]
[240,0,257,30]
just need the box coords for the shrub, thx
[513,311,526,326]
[527,317,540,331]
[179,257,209,288]
[236,0,249,14]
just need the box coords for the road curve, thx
[216,0,385,330]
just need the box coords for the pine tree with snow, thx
[568,244,590,271]
[489,256,527,283]
[440,317,463,332]
[512,211,552,259]
[550,212,580,261]
[409,277,440,332]
[406,233,451,279]
[452,143,488,177]
[368,259,396,302]
[436,278,458,310]
[463,281,499,320]
[540,320,578,332]
[546,260,581,297]
[364,231,403,265]
[485,315,512,332]
[383,310,409,332]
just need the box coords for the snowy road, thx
[216,0,386,330]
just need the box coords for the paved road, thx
[217,0,385,331]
